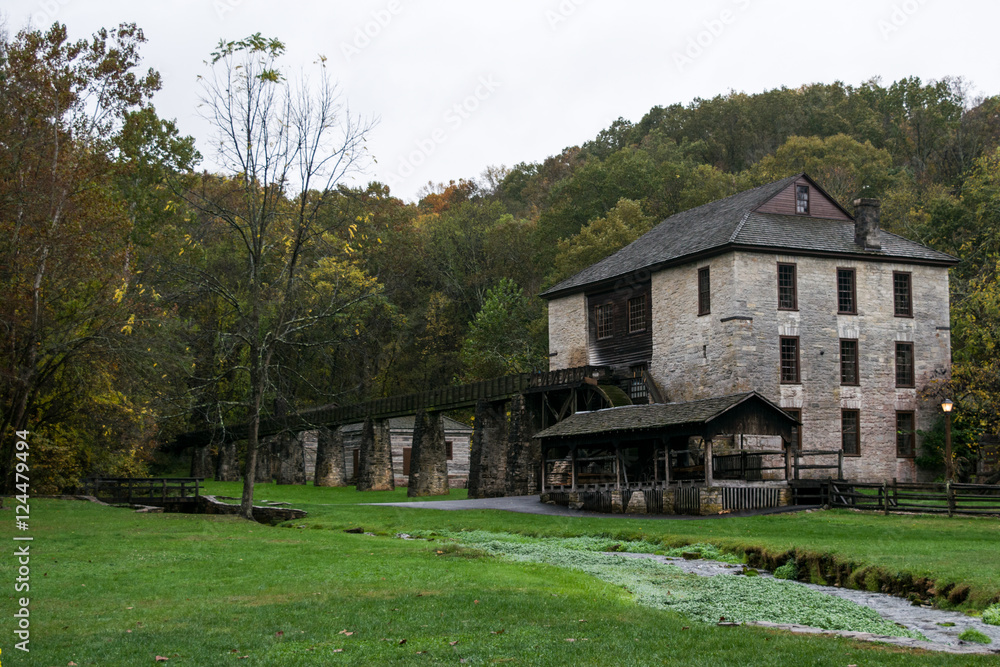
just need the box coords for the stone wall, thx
[647,250,951,483]
[547,292,589,370]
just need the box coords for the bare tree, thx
[181,34,377,519]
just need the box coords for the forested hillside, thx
[4,23,1000,492]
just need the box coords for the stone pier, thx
[254,437,274,483]
[314,426,347,487]
[276,432,306,485]
[357,417,395,491]
[407,410,450,497]
[216,441,239,482]
[468,400,509,498]
[505,394,540,496]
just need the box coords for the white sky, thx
[4,0,999,202]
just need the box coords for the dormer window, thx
[796,185,810,214]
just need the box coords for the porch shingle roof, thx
[534,392,794,440]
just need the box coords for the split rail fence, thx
[823,480,1000,516]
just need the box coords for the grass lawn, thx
[3,483,998,666]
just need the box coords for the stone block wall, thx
[647,250,951,483]
[547,293,589,370]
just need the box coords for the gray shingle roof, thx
[534,392,794,440]
[540,174,956,299]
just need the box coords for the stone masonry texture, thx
[648,251,950,483]
[468,399,509,498]
[357,417,395,491]
[407,410,450,497]
[314,426,347,487]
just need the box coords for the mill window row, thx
[789,409,916,459]
[780,337,916,387]
[593,265,915,340]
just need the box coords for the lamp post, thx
[941,399,954,482]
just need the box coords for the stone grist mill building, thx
[182,174,957,515]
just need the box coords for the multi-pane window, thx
[837,268,856,314]
[796,185,810,214]
[628,364,649,402]
[896,342,915,387]
[777,263,797,310]
[780,337,800,384]
[896,412,916,458]
[894,272,913,317]
[698,267,711,315]
[842,410,860,456]
[596,304,614,340]
[840,339,859,385]
[627,294,646,334]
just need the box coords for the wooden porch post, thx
[615,444,621,490]
[664,438,671,486]
[570,446,577,491]
[704,437,714,487]
[540,445,547,493]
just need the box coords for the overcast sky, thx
[5,0,1000,201]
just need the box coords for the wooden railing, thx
[80,478,203,505]
[825,480,1000,516]
[177,366,614,448]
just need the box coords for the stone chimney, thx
[853,198,881,250]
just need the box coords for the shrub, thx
[983,603,1000,626]
[958,628,991,644]
[773,560,798,580]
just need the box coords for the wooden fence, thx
[824,480,1000,516]
[80,478,203,505]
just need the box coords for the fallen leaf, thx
[69,662,78,666]
[338,630,354,636]
[155,657,169,663]
[237,657,249,660]
[275,631,284,637]
[449,641,459,646]
[565,638,576,642]
[399,639,407,645]
[416,650,427,654]
[682,627,690,631]
[126,607,134,610]
[491,629,505,635]
[127,630,132,633]
[333,648,343,653]
[474,600,479,604]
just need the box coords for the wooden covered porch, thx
[534,392,819,515]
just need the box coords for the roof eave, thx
[539,241,957,300]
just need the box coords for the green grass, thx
[4,485,1000,665]
[221,483,1000,608]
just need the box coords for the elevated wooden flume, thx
[175,365,618,448]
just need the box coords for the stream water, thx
[613,552,1000,653]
